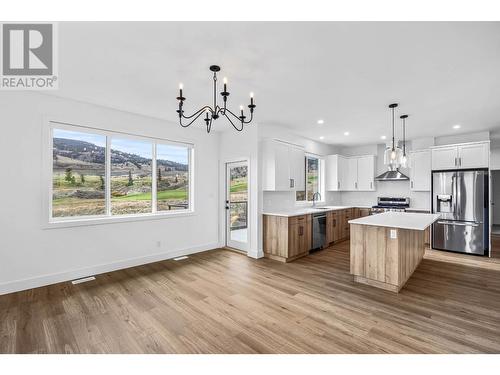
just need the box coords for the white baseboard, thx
[247,250,264,259]
[0,242,219,296]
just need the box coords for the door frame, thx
[224,158,251,253]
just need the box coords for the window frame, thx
[295,154,325,205]
[43,120,194,228]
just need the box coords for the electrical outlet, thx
[390,229,397,239]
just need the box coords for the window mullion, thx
[152,142,157,213]
[105,136,111,216]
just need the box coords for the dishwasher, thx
[311,212,327,251]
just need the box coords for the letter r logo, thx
[2,24,53,75]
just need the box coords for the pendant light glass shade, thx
[384,146,403,168]
[399,114,409,168]
[384,103,403,170]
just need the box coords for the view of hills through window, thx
[52,128,190,218]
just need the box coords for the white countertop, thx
[262,205,370,217]
[348,212,441,231]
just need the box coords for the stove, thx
[371,197,410,214]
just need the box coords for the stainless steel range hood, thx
[375,169,409,181]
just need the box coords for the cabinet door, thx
[458,143,489,169]
[338,156,348,191]
[325,155,340,191]
[332,212,340,242]
[343,158,358,191]
[357,156,375,191]
[326,212,334,244]
[410,150,431,191]
[358,208,371,217]
[431,146,458,170]
[274,141,293,191]
[343,209,352,238]
[289,146,306,191]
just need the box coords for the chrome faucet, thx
[312,192,322,207]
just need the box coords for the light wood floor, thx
[1,241,500,354]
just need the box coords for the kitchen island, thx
[348,212,440,292]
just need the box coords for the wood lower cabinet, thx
[263,214,311,262]
[327,207,370,246]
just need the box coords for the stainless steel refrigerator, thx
[432,169,489,256]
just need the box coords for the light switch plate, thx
[390,229,397,239]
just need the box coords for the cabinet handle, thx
[299,226,304,236]
[370,181,373,189]
[333,219,336,226]
[337,181,340,189]
[459,157,462,167]
[355,182,358,189]
[411,181,414,189]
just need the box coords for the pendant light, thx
[384,103,403,169]
[400,114,409,168]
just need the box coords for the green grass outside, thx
[230,180,247,193]
[111,189,188,202]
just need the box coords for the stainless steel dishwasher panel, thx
[312,212,327,250]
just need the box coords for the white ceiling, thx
[54,22,500,145]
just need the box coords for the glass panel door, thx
[226,161,249,251]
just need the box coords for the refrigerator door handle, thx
[437,220,480,227]
[451,174,457,215]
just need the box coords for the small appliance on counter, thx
[432,169,489,256]
[371,197,410,214]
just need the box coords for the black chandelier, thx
[176,65,256,133]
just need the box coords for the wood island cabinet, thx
[263,214,311,262]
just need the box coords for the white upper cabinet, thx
[326,154,375,191]
[431,146,458,170]
[409,149,431,191]
[262,139,305,191]
[326,155,342,191]
[288,146,306,191]
[458,142,489,169]
[431,142,489,170]
[356,155,375,191]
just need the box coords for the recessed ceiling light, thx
[344,132,349,136]
[381,135,387,140]
[453,124,461,129]
[319,136,325,140]
[317,119,324,125]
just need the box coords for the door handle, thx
[437,220,480,227]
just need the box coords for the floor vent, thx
[173,256,189,261]
[71,276,96,285]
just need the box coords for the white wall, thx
[490,146,500,170]
[0,92,220,294]
[434,131,490,146]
